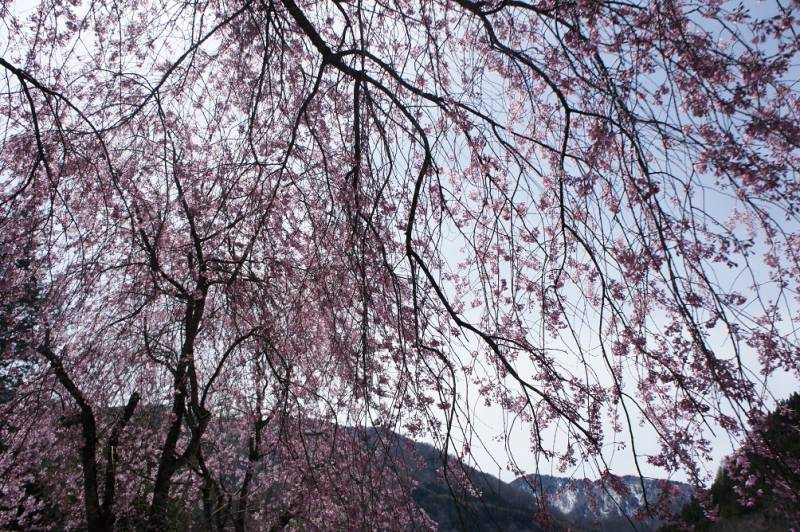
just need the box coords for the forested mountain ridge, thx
[662,393,800,531]
[376,430,691,531]
[511,474,691,531]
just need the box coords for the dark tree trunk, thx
[147,294,206,531]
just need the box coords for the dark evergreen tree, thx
[664,393,800,530]
[0,229,40,403]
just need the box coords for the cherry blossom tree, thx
[0,0,798,529]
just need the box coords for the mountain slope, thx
[371,431,575,531]
[511,474,692,531]
[373,430,691,531]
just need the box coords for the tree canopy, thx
[0,0,798,529]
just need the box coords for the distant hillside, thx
[373,430,690,531]
[511,474,691,531]
[371,431,573,531]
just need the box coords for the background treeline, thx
[662,393,800,531]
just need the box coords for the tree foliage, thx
[0,0,798,529]
[719,392,800,519]
[660,393,800,531]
